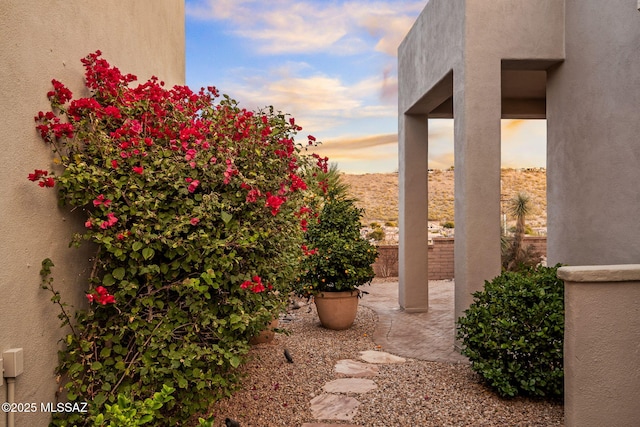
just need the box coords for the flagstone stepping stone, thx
[323,378,377,394]
[334,359,379,377]
[309,393,360,420]
[359,350,406,364]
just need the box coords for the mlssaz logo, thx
[41,402,89,413]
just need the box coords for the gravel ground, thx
[204,301,564,426]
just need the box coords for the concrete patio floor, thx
[360,279,468,364]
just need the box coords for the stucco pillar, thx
[452,64,502,323]
[398,114,429,312]
[558,265,640,427]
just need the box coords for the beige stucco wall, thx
[547,0,640,266]
[398,0,464,312]
[398,0,563,319]
[0,1,184,425]
[559,265,640,427]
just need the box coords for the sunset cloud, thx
[186,1,546,173]
[219,63,398,137]
[187,0,425,56]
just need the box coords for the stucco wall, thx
[547,0,640,265]
[0,1,184,425]
[398,0,563,317]
[559,265,640,427]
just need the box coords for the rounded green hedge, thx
[456,265,564,398]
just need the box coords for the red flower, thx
[133,166,144,175]
[38,177,55,188]
[240,276,267,293]
[223,158,238,185]
[28,169,48,181]
[47,79,73,104]
[87,286,116,305]
[111,160,119,169]
[190,217,200,226]
[251,283,265,293]
[99,295,115,305]
[28,169,55,187]
[187,179,200,193]
[289,173,307,191]
[99,213,118,229]
[265,193,285,216]
[245,188,261,203]
[93,194,112,207]
[104,105,122,118]
[106,213,118,226]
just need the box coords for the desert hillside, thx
[341,168,547,229]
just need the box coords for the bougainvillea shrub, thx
[33,51,327,425]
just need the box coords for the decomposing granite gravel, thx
[203,301,564,426]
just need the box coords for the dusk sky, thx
[185,0,546,174]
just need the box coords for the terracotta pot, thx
[314,290,360,330]
[249,318,278,345]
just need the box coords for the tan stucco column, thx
[452,64,502,323]
[559,265,640,427]
[398,114,429,312]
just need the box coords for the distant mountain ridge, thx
[341,168,547,227]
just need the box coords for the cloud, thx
[320,133,397,151]
[309,133,399,173]
[429,152,455,170]
[185,0,431,173]
[186,0,426,56]
[217,63,398,135]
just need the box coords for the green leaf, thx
[132,241,144,252]
[139,414,154,424]
[229,356,241,369]
[112,267,125,281]
[142,247,155,260]
[102,274,115,286]
[221,211,232,224]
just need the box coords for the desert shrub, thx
[32,51,325,425]
[367,227,385,242]
[456,265,564,398]
[442,221,455,229]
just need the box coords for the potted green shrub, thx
[298,167,378,330]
